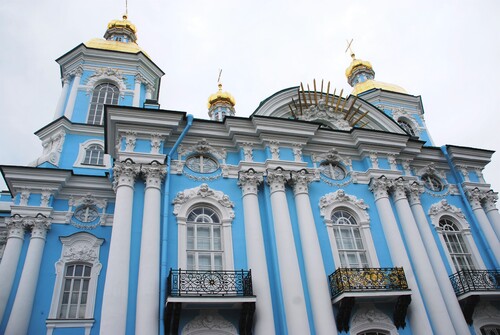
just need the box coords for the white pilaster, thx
[467,188,500,265]
[63,67,83,120]
[369,177,433,334]
[391,178,455,334]
[100,160,140,335]
[0,217,25,324]
[483,190,500,239]
[238,170,276,335]
[290,170,336,335]
[145,83,153,100]
[5,215,50,335]
[132,74,143,107]
[135,162,165,335]
[267,168,310,335]
[53,75,70,119]
[407,182,470,334]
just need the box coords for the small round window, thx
[319,162,346,180]
[421,174,444,192]
[398,119,416,136]
[185,155,219,174]
[74,205,99,223]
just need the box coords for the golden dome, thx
[207,83,236,108]
[84,38,150,58]
[107,15,137,34]
[345,58,373,78]
[351,79,407,95]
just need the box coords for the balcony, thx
[164,269,256,334]
[329,267,412,332]
[449,269,500,324]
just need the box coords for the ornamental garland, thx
[320,175,353,187]
[182,170,222,182]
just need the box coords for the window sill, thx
[46,319,94,335]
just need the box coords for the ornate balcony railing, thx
[329,267,409,299]
[167,269,253,297]
[449,270,500,296]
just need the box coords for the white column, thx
[267,168,310,335]
[369,177,433,334]
[5,215,51,335]
[238,170,276,335]
[0,217,25,324]
[467,188,500,265]
[132,74,143,107]
[407,182,470,334]
[290,171,336,335]
[483,190,500,239]
[53,75,70,119]
[391,178,455,334]
[135,162,166,335]
[100,160,140,335]
[63,67,83,120]
[145,83,153,100]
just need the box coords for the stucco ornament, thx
[350,304,397,335]
[178,138,227,161]
[173,184,234,218]
[85,67,128,94]
[428,199,466,220]
[319,189,369,217]
[302,98,351,130]
[66,193,108,229]
[63,244,98,262]
[182,311,237,335]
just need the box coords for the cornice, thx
[35,117,105,139]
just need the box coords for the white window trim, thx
[319,190,379,269]
[350,304,398,335]
[46,232,104,335]
[429,200,486,272]
[473,302,500,335]
[73,139,110,169]
[173,184,235,270]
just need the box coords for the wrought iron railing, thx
[167,269,253,297]
[329,267,409,299]
[449,269,500,296]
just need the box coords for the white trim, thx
[429,200,486,272]
[73,139,111,170]
[173,184,235,270]
[473,302,500,335]
[182,310,238,335]
[350,304,398,335]
[320,190,379,268]
[46,232,104,334]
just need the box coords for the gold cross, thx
[217,69,222,84]
[345,39,355,59]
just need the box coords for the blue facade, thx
[0,14,499,335]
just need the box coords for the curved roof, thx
[84,38,149,58]
[352,79,407,95]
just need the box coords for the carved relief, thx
[292,143,302,162]
[141,161,166,189]
[429,199,466,220]
[66,193,109,229]
[173,184,234,219]
[178,138,227,162]
[415,163,447,180]
[266,168,289,193]
[85,67,128,93]
[369,152,379,169]
[241,143,253,162]
[388,154,397,170]
[30,129,66,167]
[269,141,280,160]
[182,311,237,335]
[238,169,263,196]
[319,189,369,218]
[150,133,164,154]
[18,189,31,206]
[350,304,397,335]
[312,149,351,170]
[124,131,137,152]
[113,160,140,190]
[301,98,351,130]
[290,170,315,195]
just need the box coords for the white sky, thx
[0,0,499,193]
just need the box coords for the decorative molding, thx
[402,159,413,176]
[407,181,424,205]
[73,139,110,170]
[124,131,137,152]
[319,189,369,218]
[369,176,391,200]
[19,189,30,206]
[301,98,351,130]
[369,152,379,169]
[84,67,128,94]
[388,154,397,170]
[392,108,422,136]
[178,138,227,162]
[30,129,66,167]
[457,165,470,182]
[141,161,166,189]
[350,304,398,335]
[113,160,140,190]
[290,170,315,195]
[269,141,280,160]
[150,133,163,155]
[428,199,466,220]
[482,190,498,212]
[415,163,446,179]
[4,216,25,239]
[465,187,485,210]
[266,168,289,193]
[41,190,52,207]
[66,193,108,230]
[241,143,253,162]
[182,170,223,182]
[311,149,352,170]
[292,143,302,162]
[182,311,237,335]
[173,184,234,219]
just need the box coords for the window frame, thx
[185,154,220,174]
[319,161,347,180]
[421,173,444,192]
[320,190,379,269]
[87,82,119,125]
[73,139,110,170]
[82,144,105,166]
[173,185,235,270]
[47,232,104,334]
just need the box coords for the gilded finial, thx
[125,0,128,17]
[345,38,355,59]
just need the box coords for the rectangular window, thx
[58,264,92,319]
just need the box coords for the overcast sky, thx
[0,0,499,193]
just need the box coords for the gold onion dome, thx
[345,58,373,79]
[207,83,236,109]
[107,14,137,34]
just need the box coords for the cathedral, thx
[0,13,499,335]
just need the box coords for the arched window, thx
[332,209,368,268]
[439,217,475,271]
[83,144,104,166]
[358,331,389,335]
[186,207,223,270]
[398,119,416,136]
[87,83,119,125]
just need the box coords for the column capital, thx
[135,73,145,84]
[5,216,25,240]
[465,187,485,210]
[238,169,263,196]
[141,161,166,189]
[290,170,314,196]
[71,66,83,77]
[266,168,290,193]
[482,190,498,212]
[369,176,391,200]
[407,181,424,206]
[113,160,140,190]
[391,177,407,202]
